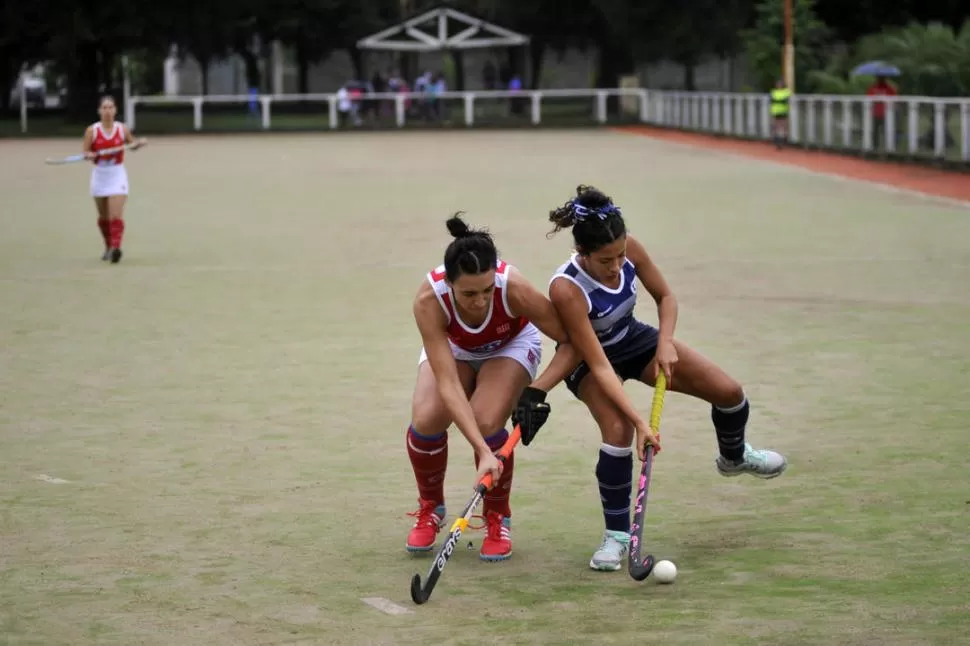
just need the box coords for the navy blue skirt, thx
[564,320,659,397]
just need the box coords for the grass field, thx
[1,131,968,646]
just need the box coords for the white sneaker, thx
[716,442,787,479]
[589,530,630,571]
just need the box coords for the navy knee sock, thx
[596,444,633,533]
[712,397,749,462]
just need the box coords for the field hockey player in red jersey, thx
[405,213,569,562]
[82,94,146,263]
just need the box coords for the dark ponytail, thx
[443,212,498,281]
[547,184,627,254]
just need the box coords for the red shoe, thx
[480,511,512,561]
[406,498,445,552]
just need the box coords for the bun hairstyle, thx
[547,184,627,254]
[443,212,498,282]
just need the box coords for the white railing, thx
[12,88,969,163]
[641,92,970,162]
[125,89,646,131]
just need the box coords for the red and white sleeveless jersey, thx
[427,260,529,354]
[90,122,125,166]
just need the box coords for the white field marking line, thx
[616,130,970,211]
[34,474,70,484]
[361,597,414,615]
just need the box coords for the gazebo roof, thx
[357,6,529,52]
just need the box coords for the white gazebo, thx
[357,6,529,52]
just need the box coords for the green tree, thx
[0,1,54,110]
[41,0,159,119]
[622,0,753,90]
[853,20,970,96]
[328,0,401,80]
[265,0,342,94]
[164,1,238,95]
[741,0,832,91]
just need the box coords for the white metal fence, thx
[643,92,969,162]
[11,88,970,163]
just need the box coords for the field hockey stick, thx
[410,425,522,605]
[44,142,140,165]
[629,372,666,581]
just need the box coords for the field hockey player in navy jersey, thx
[533,184,787,572]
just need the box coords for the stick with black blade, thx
[410,425,522,605]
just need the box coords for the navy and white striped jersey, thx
[551,254,638,348]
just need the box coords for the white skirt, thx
[90,164,129,197]
[418,323,543,381]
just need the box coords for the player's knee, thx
[473,408,510,438]
[599,417,633,447]
[410,404,448,439]
[713,378,745,408]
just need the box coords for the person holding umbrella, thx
[852,61,901,150]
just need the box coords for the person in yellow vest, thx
[770,79,791,149]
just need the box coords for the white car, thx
[10,74,46,108]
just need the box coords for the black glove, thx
[512,386,551,446]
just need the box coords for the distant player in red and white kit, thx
[406,214,569,561]
[82,95,146,264]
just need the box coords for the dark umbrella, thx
[851,61,902,77]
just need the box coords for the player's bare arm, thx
[549,276,652,436]
[626,235,679,381]
[506,268,569,343]
[530,342,582,393]
[626,235,678,344]
[123,124,147,149]
[82,126,95,159]
[412,283,492,459]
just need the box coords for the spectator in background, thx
[508,73,524,116]
[348,82,364,125]
[414,71,433,120]
[336,85,357,128]
[388,70,412,117]
[431,72,447,121]
[370,70,392,121]
[387,70,403,92]
[866,75,897,150]
[769,78,791,149]
[414,71,431,93]
[371,71,386,94]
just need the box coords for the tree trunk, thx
[296,41,310,94]
[596,39,634,114]
[199,56,210,95]
[66,43,101,122]
[683,59,696,91]
[398,52,418,83]
[348,47,365,81]
[238,48,261,89]
[0,50,14,112]
[506,46,525,80]
[100,49,115,92]
[451,50,465,91]
[596,39,634,88]
[529,40,546,89]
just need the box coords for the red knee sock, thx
[97,218,110,246]
[108,218,125,249]
[476,429,514,518]
[406,425,448,505]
